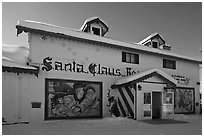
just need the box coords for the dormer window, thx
[80,17,109,37]
[152,41,158,48]
[91,26,101,36]
[138,33,171,51]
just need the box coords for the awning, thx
[2,56,39,76]
[112,69,177,88]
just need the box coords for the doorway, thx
[152,92,162,119]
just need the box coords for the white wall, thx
[26,33,200,122]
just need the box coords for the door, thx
[152,92,162,119]
[143,92,152,119]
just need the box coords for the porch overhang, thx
[111,69,177,89]
[2,57,39,77]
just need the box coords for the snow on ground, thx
[2,115,202,135]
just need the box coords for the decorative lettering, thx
[172,75,190,85]
[76,64,87,73]
[108,68,115,76]
[41,57,138,77]
[126,67,132,76]
[42,57,53,71]
[88,63,97,76]
[64,63,72,71]
[116,69,123,77]
[101,67,108,75]
[55,61,63,71]
[126,67,139,76]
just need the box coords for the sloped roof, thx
[112,69,177,88]
[2,56,39,76]
[2,56,35,69]
[16,20,201,63]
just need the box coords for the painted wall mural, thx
[174,88,194,114]
[45,79,102,119]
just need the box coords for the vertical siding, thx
[2,72,15,123]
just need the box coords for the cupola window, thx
[91,26,101,36]
[152,41,158,48]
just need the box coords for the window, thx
[143,92,151,117]
[144,93,151,104]
[163,92,173,104]
[122,52,139,64]
[91,27,101,36]
[152,41,158,48]
[163,59,176,69]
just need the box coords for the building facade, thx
[2,17,201,123]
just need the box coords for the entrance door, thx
[143,92,152,119]
[152,92,162,119]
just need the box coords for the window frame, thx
[163,59,176,69]
[122,51,139,64]
[152,41,158,48]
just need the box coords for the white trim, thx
[138,33,159,45]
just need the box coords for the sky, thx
[2,2,202,59]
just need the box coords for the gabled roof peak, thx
[138,32,163,45]
[137,33,171,51]
[112,69,178,88]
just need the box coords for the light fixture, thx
[138,85,142,91]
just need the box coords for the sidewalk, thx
[2,114,202,135]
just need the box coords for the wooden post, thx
[134,83,137,120]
